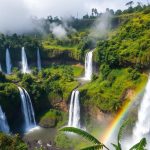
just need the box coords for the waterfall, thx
[0,63,2,72]
[6,48,12,74]
[0,106,10,133]
[132,77,150,142]
[37,48,42,71]
[18,87,36,131]
[68,90,80,128]
[22,47,30,74]
[84,51,93,81]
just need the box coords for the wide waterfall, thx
[84,51,93,81]
[68,90,80,128]
[37,48,42,71]
[0,106,10,133]
[132,77,150,143]
[22,47,30,74]
[18,87,36,132]
[6,48,12,74]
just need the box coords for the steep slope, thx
[80,11,150,113]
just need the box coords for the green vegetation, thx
[60,121,147,150]
[80,68,147,112]
[80,9,150,113]
[39,109,66,128]
[0,133,27,150]
[0,65,80,127]
[0,3,150,150]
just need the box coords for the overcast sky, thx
[24,0,148,17]
[0,0,148,33]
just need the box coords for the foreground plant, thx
[59,122,147,150]
[59,126,109,150]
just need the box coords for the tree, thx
[91,8,98,17]
[115,9,122,15]
[126,1,134,7]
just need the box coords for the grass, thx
[72,65,84,77]
[79,68,148,112]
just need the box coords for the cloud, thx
[24,0,148,17]
[0,0,148,33]
[0,0,33,34]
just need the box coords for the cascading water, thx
[22,47,30,74]
[6,48,12,74]
[132,77,150,143]
[0,63,2,72]
[37,48,42,71]
[84,51,93,81]
[18,87,36,132]
[0,106,10,133]
[68,90,80,128]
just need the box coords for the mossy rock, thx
[39,117,56,128]
[39,109,63,128]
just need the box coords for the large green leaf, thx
[80,144,103,150]
[129,138,147,150]
[59,127,109,150]
[59,127,101,145]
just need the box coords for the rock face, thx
[51,99,68,112]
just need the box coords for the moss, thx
[0,133,27,150]
[39,109,64,128]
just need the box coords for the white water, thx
[84,51,93,81]
[122,77,150,150]
[6,48,12,74]
[68,90,80,128]
[0,63,2,72]
[132,77,150,145]
[18,87,36,132]
[37,48,42,71]
[0,106,10,133]
[22,47,30,73]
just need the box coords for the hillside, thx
[80,10,150,113]
[0,4,150,150]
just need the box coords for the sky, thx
[0,0,148,33]
[23,0,148,17]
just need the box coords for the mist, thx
[0,0,148,34]
[50,23,67,39]
[89,12,112,39]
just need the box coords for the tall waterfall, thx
[68,90,80,128]
[0,106,10,133]
[133,77,150,142]
[37,48,42,71]
[22,47,30,73]
[18,87,36,131]
[84,51,93,81]
[6,48,12,74]
[0,63,2,72]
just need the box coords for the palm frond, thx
[129,138,147,150]
[80,144,103,150]
[59,127,100,144]
[112,143,121,150]
[118,120,129,143]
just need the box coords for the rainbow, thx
[101,87,146,144]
